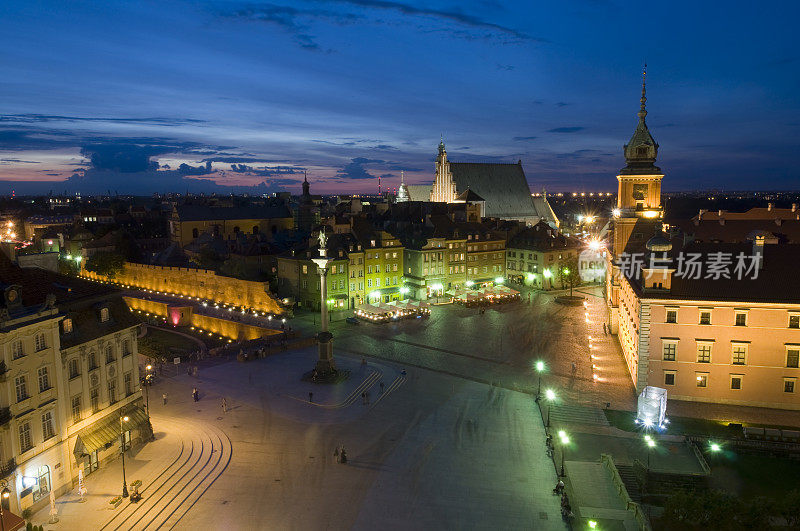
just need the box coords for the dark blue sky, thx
[1,1,798,195]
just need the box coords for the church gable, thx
[449,162,538,219]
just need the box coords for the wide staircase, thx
[547,403,610,426]
[614,464,642,503]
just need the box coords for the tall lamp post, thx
[544,389,556,428]
[535,361,545,397]
[120,415,130,497]
[142,364,152,414]
[558,430,570,477]
[0,480,10,531]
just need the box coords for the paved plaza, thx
[30,287,712,530]
[32,348,566,530]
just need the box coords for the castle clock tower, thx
[607,67,664,333]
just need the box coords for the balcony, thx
[0,458,16,478]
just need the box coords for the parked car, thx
[345,317,359,325]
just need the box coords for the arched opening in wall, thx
[233,226,240,234]
[252,226,259,235]
[271,225,277,235]
[192,228,199,239]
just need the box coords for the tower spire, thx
[638,63,647,120]
[400,170,405,185]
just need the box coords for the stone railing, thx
[600,454,651,531]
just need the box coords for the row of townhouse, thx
[0,256,145,516]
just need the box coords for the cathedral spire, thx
[400,170,405,185]
[622,64,659,172]
[438,134,446,155]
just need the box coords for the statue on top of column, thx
[318,228,328,251]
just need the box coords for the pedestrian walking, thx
[340,447,347,464]
[162,393,167,405]
[192,387,199,402]
[365,391,370,405]
[571,362,577,375]
[361,392,366,405]
[334,446,340,463]
[380,381,385,394]
[309,392,314,403]
[221,397,227,413]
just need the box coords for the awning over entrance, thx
[0,511,25,531]
[74,406,148,457]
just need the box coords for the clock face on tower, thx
[633,184,648,202]
[6,289,17,303]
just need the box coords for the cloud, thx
[556,102,569,107]
[336,156,383,179]
[547,126,584,133]
[229,164,307,176]
[220,4,361,51]
[0,158,40,164]
[177,161,213,175]
[201,156,287,164]
[319,0,543,42]
[513,136,537,141]
[496,64,514,71]
[0,114,204,126]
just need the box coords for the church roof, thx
[406,185,433,202]
[449,161,537,219]
[455,188,485,202]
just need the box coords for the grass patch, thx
[140,328,202,358]
[709,453,800,500]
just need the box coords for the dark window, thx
[666,310,677,323]
[790,315,799,329]
[786,380,796,393]
[664,373,675,386]
[788,350,799,368]
[731,377,742,390]
[663,343,676,361]
[192,228,199,239]
[735,313,747,326]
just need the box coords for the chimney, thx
[718,210,723,217]
[768,203,774,211]
[698,209,706,221]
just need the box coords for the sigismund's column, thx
[311,230,337,375]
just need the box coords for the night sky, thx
[1,1,798,195]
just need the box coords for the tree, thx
[778,489,800,528]
[84,251,125,278]
[556,254,580,297]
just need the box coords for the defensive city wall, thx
[81,262,284,314]
[123,297,281,341]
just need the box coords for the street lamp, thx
[645,435,656,469]
[558,430,570,477]
[143,364,152,414]
[0,480,10,531]
[535,361,545,397]
[120,415,130,497]
[709,442,722,453]
[544,389,556,427]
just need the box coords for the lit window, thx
[696,373,708,388]
[62,318,73,333]
[100,308,109,322]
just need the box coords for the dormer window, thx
[100,308,109,322]
[62,318,73,333]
